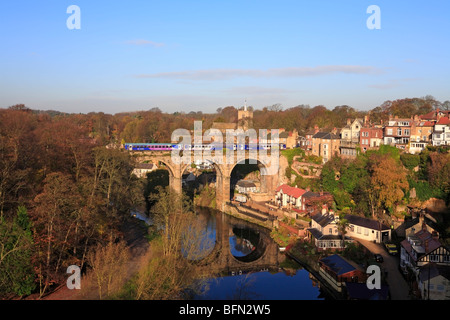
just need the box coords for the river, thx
[192,207,333,300]
[132,207,332,300]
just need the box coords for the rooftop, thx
[319,254,361,276]
[436,116,450,125]
[419,264,450,282]
[236,180,257,188]
[276,184,307,198]
[344,214,390,231]
[312,131,340,140]
[312,212,336,227]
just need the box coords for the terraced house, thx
[312,130,340,163]
[383,116,412,150]
[359,126,383,153]
[432,115,450,146]
[340,118,364,159]
[410,118,435,154]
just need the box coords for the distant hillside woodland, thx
[0,97,449,299]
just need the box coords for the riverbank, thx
[284,243,344,300]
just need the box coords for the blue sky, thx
[0,0,449,114]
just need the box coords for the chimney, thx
[432,231,439,241]
[314,125,319,133]
[347,118,351,125]
[420,213,427,232]
[364,115,369,126]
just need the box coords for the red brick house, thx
[383,117,412,150]
[359,126,383,152]
[303,125,319,151]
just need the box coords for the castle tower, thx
[238,99,253,131]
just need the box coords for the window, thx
[387,128,393,135]
[329,228,332,234]
[404,129,410,136]
[397,128,402,136]
[364,229,369,236]
[357,227,361,234]
[430,254,439,262]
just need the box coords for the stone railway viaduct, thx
[132,150,283,212]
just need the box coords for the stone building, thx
[312,131,340,163]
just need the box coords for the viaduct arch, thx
[133,150,280,211]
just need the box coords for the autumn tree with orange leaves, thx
[367,153,409,217]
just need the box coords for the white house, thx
[275,184,307,209]
[235,180,258,194]
[432,116,450,146]
[307,212,353,251]
[344,214,391,243]
[132,163,157,178]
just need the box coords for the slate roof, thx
[312,132,340,140]
[344,214,390,231]
[236,180,257,188]
[401,229,443,259]
[419,264,450,282]
[308,228,351,241]
[312,213,336,227]
[135,163,155,169]
[319,254,359,276]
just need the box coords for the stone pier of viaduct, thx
[132,150,282,212]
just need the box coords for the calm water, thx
[193,208,331,300]
[195,268,327,300]
[133,207,331,300]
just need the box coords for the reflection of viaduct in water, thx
[201,212,283,275]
